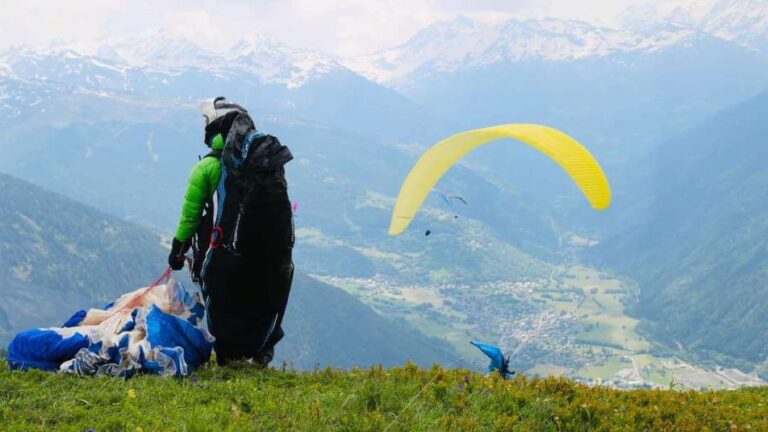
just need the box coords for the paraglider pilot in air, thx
[168,97,295,367]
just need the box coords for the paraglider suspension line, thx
[383,371,443,432]
[102,266,174,320]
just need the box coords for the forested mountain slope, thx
[600,90,768,370]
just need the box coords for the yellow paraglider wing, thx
[388,124,611,236]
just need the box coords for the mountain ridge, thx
[345,16,706,85]
[17,30,347,89]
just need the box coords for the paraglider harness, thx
[500,355,513,379]
[471,341,515,379]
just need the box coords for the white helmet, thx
[200,96,246,127]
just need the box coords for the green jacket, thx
[174,135,224,242]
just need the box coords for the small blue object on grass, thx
[470,341,514,379]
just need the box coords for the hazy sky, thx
[0,0,643,56]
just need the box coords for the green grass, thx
[3,360,768,431]
[574,358,632,380]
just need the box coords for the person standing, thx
[169,97,295,366]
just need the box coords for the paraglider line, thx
[384,342,491,432]
[384,359,489,431]
[383,371,442,432]
[101,266,173,320]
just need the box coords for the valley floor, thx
[2,360,768,431]
[319,265,765,391]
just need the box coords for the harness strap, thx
[205,149,222,159]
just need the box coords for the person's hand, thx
[168,238,190,271]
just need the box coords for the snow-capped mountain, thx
[346,16,698,85]
[2,30,348,91]
[227,34,344,88]
[0,29,434,143]
[67,29,217,69]
[70,30,347,88]
[0,31,365,124]
[0,47,128,90]
[0,47,136,120]
[623,0,768,51]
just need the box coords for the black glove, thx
[168,238,190,271]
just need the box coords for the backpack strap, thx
[204,149,222,159]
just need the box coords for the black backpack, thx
[196,112,294,283]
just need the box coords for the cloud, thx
[0,0,642,56]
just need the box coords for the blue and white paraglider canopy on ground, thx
[7,277,214,377]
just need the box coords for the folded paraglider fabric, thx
[7,278,213,377]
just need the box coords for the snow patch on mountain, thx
[0,81,23,118]
[145,132,160,163]
[0,59,12,77]
[622,0,720,28]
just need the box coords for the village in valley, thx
[318,265,766,391]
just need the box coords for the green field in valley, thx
[536,266,764,389]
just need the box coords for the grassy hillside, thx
[0,172,460,368]
[2,359,768,431]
